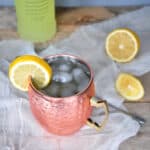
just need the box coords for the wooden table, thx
[0,7,149,150]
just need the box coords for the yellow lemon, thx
[9,55,52,91]
[106,28,140,63]
[116,73,144,101]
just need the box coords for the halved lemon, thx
[9,55,52,91]
[105,28,140,63]
[116,73,144,101]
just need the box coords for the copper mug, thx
[28,54,109,135]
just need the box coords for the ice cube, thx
[59,63,72,72]
[77,77,89,92]
[53,71,73,83]
[60,82,77,97]
[43,82,60,97]
[50,62,59,71]
[72,68,84,79]
[76,62,90,76]
[72,68,89,83]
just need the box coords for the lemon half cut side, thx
[116,73,144,101]
[106,28,140,63]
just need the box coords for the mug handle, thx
[86,97,109,131]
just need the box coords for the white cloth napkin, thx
[1,6,150,150]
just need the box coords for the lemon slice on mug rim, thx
[9,55,52,91]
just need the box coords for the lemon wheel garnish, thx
[116,73,144,101]
[106,28,140,63]
[9,55,52,91]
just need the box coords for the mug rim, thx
[29,54,94,100]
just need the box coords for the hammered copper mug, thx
[28,54,109,135]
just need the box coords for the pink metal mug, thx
[28,54,109,135]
